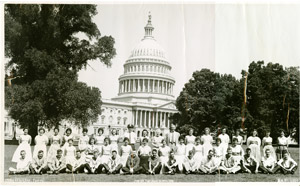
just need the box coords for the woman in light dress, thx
[78,128,89,156]
[201,127,213,157]
[95,128,105,149]
[193,137,204,169]
[62,128,74,150]
[247,129,261,161]
[109,129,120,153]
[152,129,164,149]
[101,137,112,165]
[231,137,244,163]
[85,137,98,160]
[218,127,230,156]
[213,138,224,166]
[277,130,289,159]
[262,130,276,160]
[33,128,49,159]
[174,136,186,172]
[64,138,76,165]
[47,127,61,162]
[232,129,243,146]
[185,128,196,156]
[158,139,171,165]
[12,128,32,162]
[140,129,150,146]
[119,137,132,167]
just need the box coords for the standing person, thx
[66,150,86,174]
[163,151,177,175]
[98,150,123,174]
[262,130,276,161]
[47,149,66,174]
[121,151,143,175]
[158,139,171,167]
[137,138,152,173]
[47,127,61,162]
[193,137,204,169]
[123,125,137,151]
[201,127,213,157]
[240,148,259,174]
[185,128,196,156]
[166,124,180,151]
[147,149,162,175]
[95,128,105,149]
[199,150,218,174]
[174,136,186,173]
[247,129,261,161]
[219,147,241,174]
[29,150,48,174]
[12,128,32,163]
[232,129,243,146]
[64,139,76,167]
[33,128,48,159]
[183,150,198,175]
[152,129,164,149]
[259,149,277,174]
[213,138,224,166]
[140,129,150,146]
[231,138,244,163]
[78,128,89,155]
[218,127,230,156]
[86,137,98,161]
[109,129,120,154]
[85,150,102,174]
[277,130,289,160]
[119,137,133,167]
[276,150,298,175]
[9,150,31,175]
[61,128,74,150]
[101,137,112,165]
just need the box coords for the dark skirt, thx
[140,155,150,171]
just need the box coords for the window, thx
[101,115,105,124]
[123,117,127,125]
[109,116,113,124]
[124,110,127,114]
[117,117,121,125]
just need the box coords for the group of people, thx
[8,124,298,176]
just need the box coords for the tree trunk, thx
[28,123,38,145]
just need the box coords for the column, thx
[164,81,167,94]
[164,112,167,128]
[135,110,138,126]
[152,79,154,92]
[143,111,147,128]
[166,113,169,128]
[159,111,162,128]
[155,111,158,128]
[147,79,150,92]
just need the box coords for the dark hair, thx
[195,137,201,142]
[98,128,104,133]
[142,138,149,142]
[232,137,238,142]
[265,149,270,153]
[66,128,72,133]
[246,148,251,152]
[152,149,158,153]
[142,129,148,135]
[282,150,288,155]
[112,150,117,154]
[38,150,44,154]
[82,128,88,133]
[57,149,63,154]
[68,138,73,142]
[161,138,166,143]
[54,127,59,132]
[178,135,185,141]
[76,149,81,153]
[216,137,221,143]
[123,137,129,142]
[89,137,96,144]
[20,150,26,153]
[208,149,214,154]
[104,137,110,143]
[39,128,45,133]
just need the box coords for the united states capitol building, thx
[4,14,178,139]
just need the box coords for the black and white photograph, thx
[1,1,300,184]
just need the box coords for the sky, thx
[78,4,300,100]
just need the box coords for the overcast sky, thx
[78,4,300,100]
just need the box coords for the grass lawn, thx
[3,144,300,182]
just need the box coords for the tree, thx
[5,4,116,138]
[171,69,241,136]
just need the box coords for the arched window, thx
[117,117,121,125]
[123,117,127,125]
[101,115,105,124]
[109,116,113,125]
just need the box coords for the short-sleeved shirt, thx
[201,157,217,168]
[17,158,31,170]
[242,155,257,166]
[261,156,276,168]
[277,157,297,169]
[138,145,151,156]
[31,156,47,168]
[149,156,160,167]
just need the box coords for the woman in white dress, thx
[246,129,261,161]
[62,128,74,150]
[231,137,244,163]
[277,130,289,159]
[232,129,243,146]
[140,129,150,145]
[152,129,164,149]
[201,127,213,157]
[78,128,89,155]
[213,138,224,166]
[85,137,98,161]
[174,136,186,172]
[64,138,76,165]
[218,128,230,156]
[119,137,132,167]
[193,137,204,169]
[101,137,112,165]
[109,129,120,153]
[262,130,276,160]
[95,128,105,149]
[12,128,32,162]
[185,128,196,156]
[47,127,61,162]
[158,139,171,165]
[33,128,48,159]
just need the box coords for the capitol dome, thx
[113,13,175,105]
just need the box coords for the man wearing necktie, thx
[166,124,180,151]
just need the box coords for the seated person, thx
[276,150,298,175]
[122,151,143,174]
[99,150,123,174]
[48,149,66,174]
[138,138,152,173]
[199,150,218,174]
[219,147,241,174]
[147,149,162,175]
[85,150,102,174]
[240,148,259,174]
[9,150,31,175]
[66,150,86,173]
[29,150,48,174]
[259,149,277,174]
[183,150,198,175]
[163,151,177,175]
